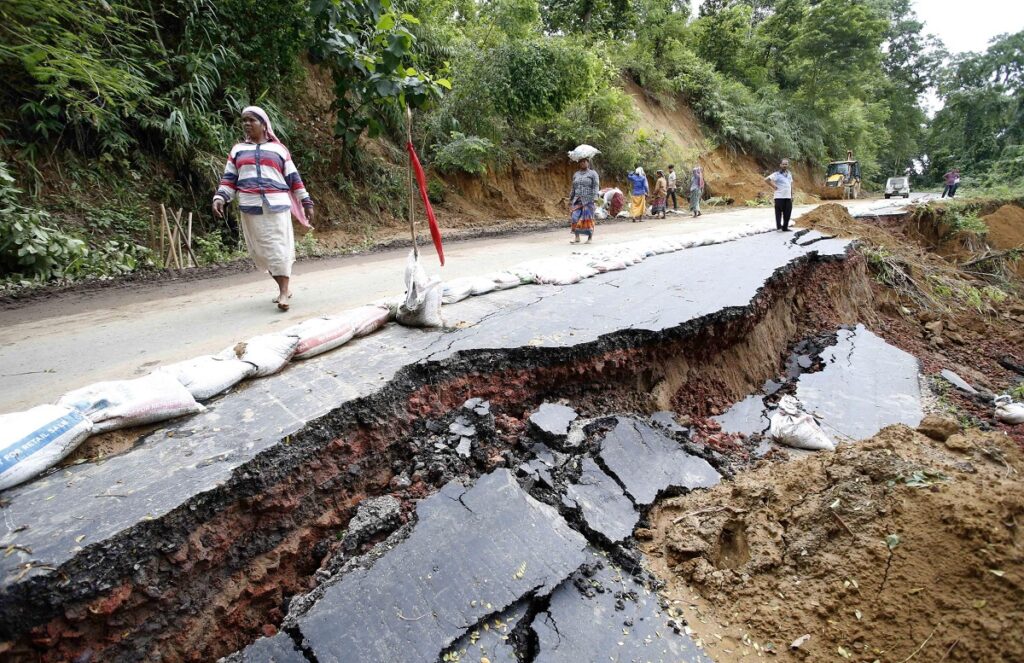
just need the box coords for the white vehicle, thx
[884,176,910,199]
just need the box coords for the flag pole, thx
[406,105,418,260]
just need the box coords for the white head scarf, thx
[240,106,309,227]
[634,167,645,178]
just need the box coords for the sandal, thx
[277,292,291,311]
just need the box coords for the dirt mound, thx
[642,425,1024,662]
[981,204,1024,250]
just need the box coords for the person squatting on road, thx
[651,170,668,218]
[569,157,599,244]
[765,159,794,231]
[213,106,314,311]
[666,164,678,210]
[689,165,704,217]
[941,168,960,198]
[599,187,625,217]
[627,167,649,221]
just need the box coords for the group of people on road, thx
[569,154,799,242]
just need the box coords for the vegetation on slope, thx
[0,0,1020,285]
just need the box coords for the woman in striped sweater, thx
[212,106,314,311]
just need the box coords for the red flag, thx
[406,141,444,266]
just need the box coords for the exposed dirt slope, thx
[642,425,1024,662]
[982,204,1024,277]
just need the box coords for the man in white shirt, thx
[666,164,678,210]
[764,159,794,231]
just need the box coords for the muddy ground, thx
[636,202,1024,662]
[642,425,1024,662]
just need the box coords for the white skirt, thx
[240,207,294,277]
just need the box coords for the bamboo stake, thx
[406,105,418,259]
[169,209,181,268]
[169,208,199,268]
[186,212,193,267]
[159,204,167,267]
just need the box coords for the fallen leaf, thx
[972,599,987,609]
[75,535,85,543]
[989,569,1005,577]
[791,634,811,650]
[855,610,862,620]
[838,645,852,658]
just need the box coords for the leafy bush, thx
[432,133,495,175]
[427,178,446,204]
[0,164,87,281]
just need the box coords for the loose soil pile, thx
[982,204,1024,277]
[641,424,1024,662]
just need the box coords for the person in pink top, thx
[941,168,960,198]
[213,106,314,311]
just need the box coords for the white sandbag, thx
[219,333,300,377]
[342,304,391,337]
[157,355,254,400]
[397,250,444,328]
[442,278,476,304]
[590,257,628,273]
[490,271,523,290]
[506,264,539,284]
[994,395,1024,425]
[470,277,497,296]
[769,396,835,451]
[58,373,205,434]
[518,259,585,285]
[285,317,355,360]
[616,211,631,218]
[594,206,608,220]
[0,405,94,491]
[568,144,600,161]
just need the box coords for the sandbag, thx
[442,278,476,304]
[396,250,444,328]
[769,396,835,451]
[0,405,94,491]
[594,206,609,220]
[490,271,523,290]
[219,333,300,377]
[344,304,391,337]
[994,395,1024,425]
[568,144,600,161]
[519,259,584,285]
[469,276,497,296]
[58,373,205,434]
[157,355,255,400]
[590,257,628,273]
[285,317,355,360]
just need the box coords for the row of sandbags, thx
[0,226,772,490]
[0,305,392,490]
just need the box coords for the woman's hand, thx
[212,197,225,219]
[305,206,315,225]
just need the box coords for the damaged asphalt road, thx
[0,229,859,660]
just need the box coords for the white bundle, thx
[0,405,94,490]
[157,355,254,400]
[285,317,356,360]
[568,144,600,162]
[442,278,476,305]
[994,395,1024,425]
[219,333,300,377]
[489,271,523,290]
[769,395,836,451]
[345,305,391,337]
[58,373,205,434]
[396,250,444,328]
[469,276,497,296]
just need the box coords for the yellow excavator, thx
[821,151,861,199]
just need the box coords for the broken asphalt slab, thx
[598,419,720,506]
[0,229,851,636]
[221,632,305,663]
[565,457,639,544]
[528,402,579,440]
[291,469,587,663]
[796,324,923,443]
[532,554,712,663]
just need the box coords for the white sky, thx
[689,1,1024,55]
[913,0,1024,54]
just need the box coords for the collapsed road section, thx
[0,230,864,661]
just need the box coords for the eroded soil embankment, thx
[2,252,872,663]
[642,425,1024,662]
